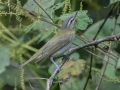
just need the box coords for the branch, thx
[69,33,120,55]
[46,33,120,90]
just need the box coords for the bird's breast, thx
[51,33,75,57]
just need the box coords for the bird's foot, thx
[63,54,69,60]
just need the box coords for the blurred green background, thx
[0,0,120,90]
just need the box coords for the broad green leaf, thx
[23,0,56,14]
[82,15,120,40]
[75,11,93,30]
[61,73,120,90]
[69,52,80,60]
[60,77,89,90]
[107,0,120,7]
[0,47,10,74]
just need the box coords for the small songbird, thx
[20,12,78,70]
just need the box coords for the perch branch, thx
[46,33,120,90]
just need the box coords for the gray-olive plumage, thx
[20,12,78,70]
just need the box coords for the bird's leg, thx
[50,57,60,71]
[62,54,69,60]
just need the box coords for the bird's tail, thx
[19,58,35,68]
[19,54,43,68]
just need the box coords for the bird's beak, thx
[72,12,78,20]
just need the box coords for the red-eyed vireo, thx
[20,12,78,70]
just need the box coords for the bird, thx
[19,12,78,71]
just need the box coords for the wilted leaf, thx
[58,59,86,80]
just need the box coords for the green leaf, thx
[0,47,10,74]
[23,0,56,14]
[69,52,80,60]
[75,11,93,30]
[107,0,120,7]
[60,77,89,90]
[82,15,120,40]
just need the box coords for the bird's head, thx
[62,12,78,30]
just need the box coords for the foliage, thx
[0,0,120,90]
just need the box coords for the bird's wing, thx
[19,30,74,68]
[36,30,75,62]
